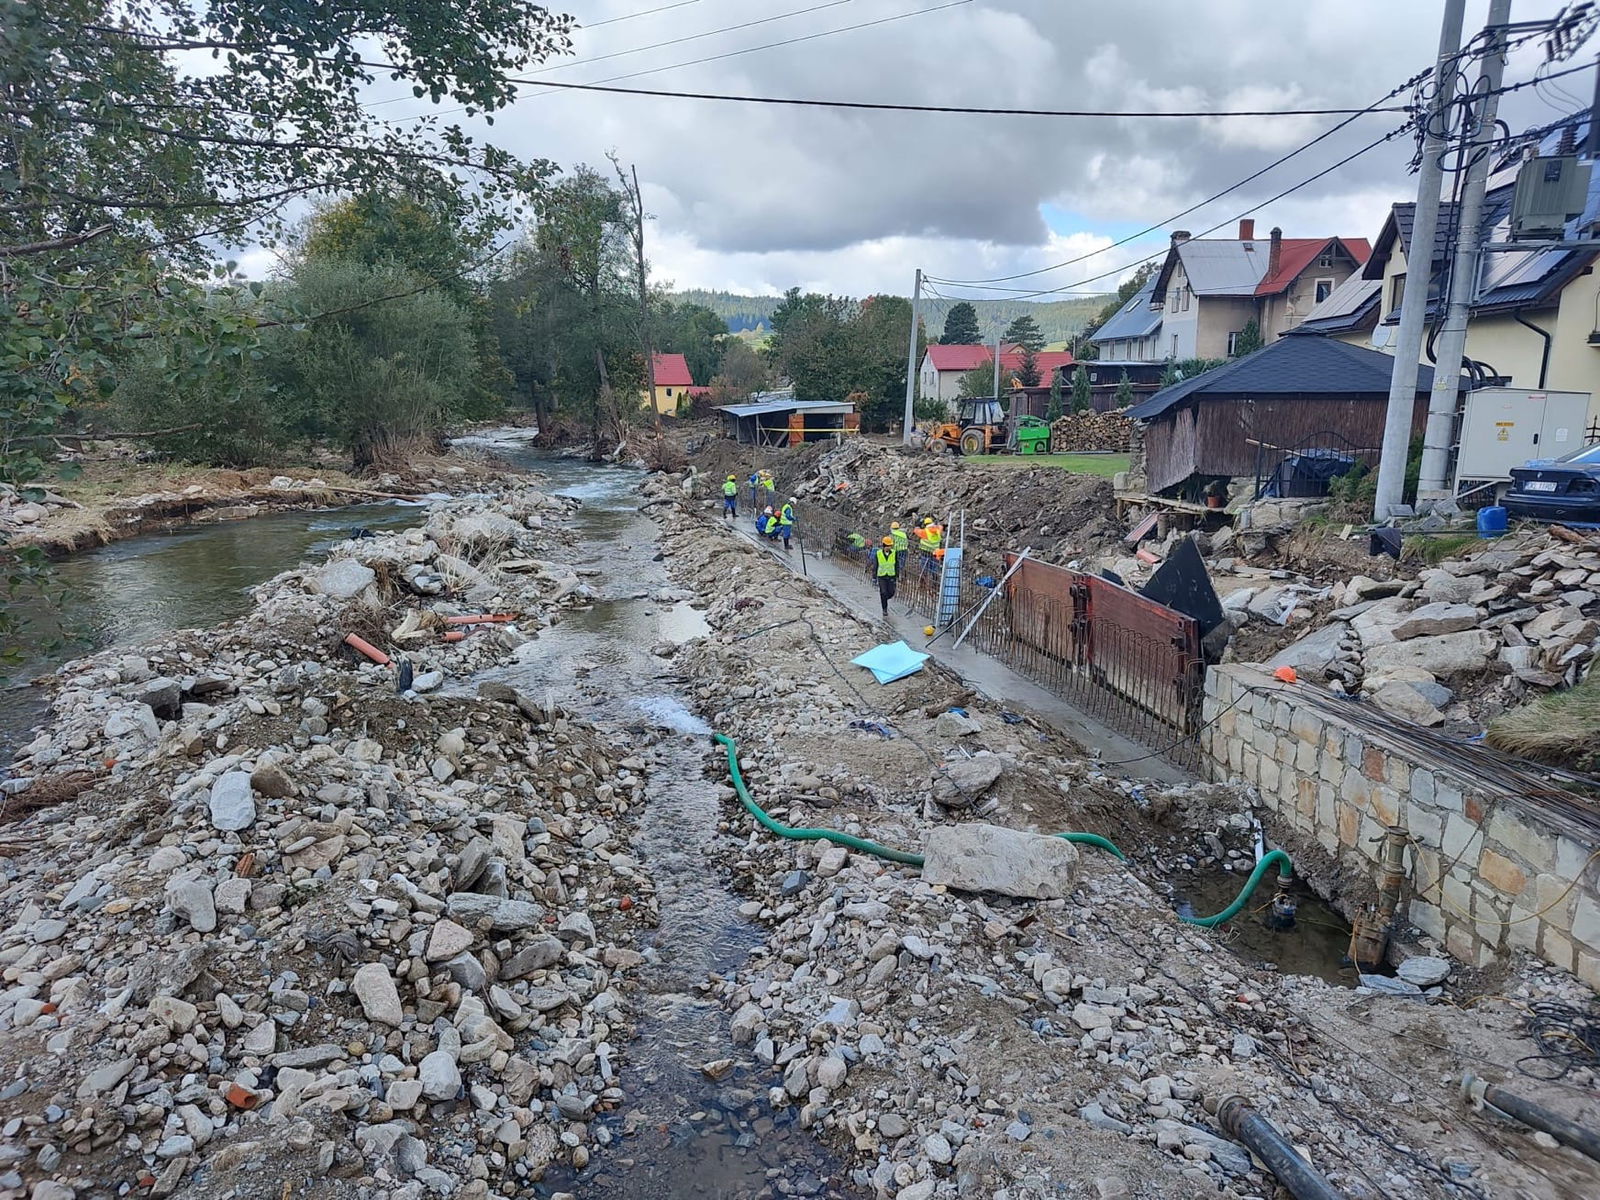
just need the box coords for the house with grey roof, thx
[1299,106,1600,427]
[1140,219,1370,361]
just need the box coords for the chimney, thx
[1170,230,1191,246]
[1238,218,1255,241]
[1268,226,1283,279]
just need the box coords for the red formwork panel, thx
[1004,555,1203,731]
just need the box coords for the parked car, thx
[1504,443,1600,523]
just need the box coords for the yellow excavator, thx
[925,398,1052,456]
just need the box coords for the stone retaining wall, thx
[1202,664,1600,987]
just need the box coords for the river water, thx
[1,502,422,763]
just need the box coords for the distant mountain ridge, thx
[671,288,1111,344]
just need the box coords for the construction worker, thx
[889,521,909,556]
[722,474,738,519]
[916,516,943,553]
[778,496,796,550]
[747,470,762,510]
[874,536,899,617]
[758,505,780,540]
[759,469,777,505]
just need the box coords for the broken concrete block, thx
[921,823,1079,900]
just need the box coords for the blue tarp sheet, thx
[850,640,929,685]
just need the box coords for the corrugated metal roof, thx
[717,400,854,418]
[1175,239,1269,295]
[1126,337,1437,420]
[1089,277,1162,342]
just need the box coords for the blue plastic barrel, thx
[1477,506,1508,538]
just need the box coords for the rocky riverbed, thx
[3,461,1599,1200]
[0,478,663,1198]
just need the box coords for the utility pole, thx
[991,331,1002,401]
[1417,0,1514,502]
[1374,0,1466,520]
[900,268,922,444]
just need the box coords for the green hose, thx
[1180,850,1294,927]
[712,732,1291,927]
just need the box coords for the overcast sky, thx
[373,0,1586,303]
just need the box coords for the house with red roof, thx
[918,343,1075,405]
[1143,219,1370,361]
[644,352,698,416]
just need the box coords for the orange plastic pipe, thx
[343,633,391,665]
[443,613,518,625]
[441,630,467,643]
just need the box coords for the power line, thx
[504,76,1412,117]
[529,0,854,76]
[583,0,706,28]
[929,70,1428,285]
[387,0,974,123]
[926,122,1414,302]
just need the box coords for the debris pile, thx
[1240,528,1600,725]
[1048,409,1132,454]
[0,483,661,1198]
[693,440,1121,568]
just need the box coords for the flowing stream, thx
[472,448,858,1198]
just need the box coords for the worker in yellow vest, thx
[778,497,796,550]
[874,536,899,617]
[722,474,738,520]
[889,522,909,556]
[916,517,943,552]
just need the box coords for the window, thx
[665,388,674,397]
[1318,252,1336,269]
[1388,272,1407,314]
[1227,331,1241,355]
[1171,335,1179,357]
[1315,278,1335,303]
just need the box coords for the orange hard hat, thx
[1274,666,1298,684]
[882,536,894,546]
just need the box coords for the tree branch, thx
[0,225,115,257]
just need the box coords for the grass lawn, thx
[962,453,1130,477]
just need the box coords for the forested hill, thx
[671,288,1111,344]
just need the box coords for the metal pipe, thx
[1211,1095,1345,1200]
[1350,825,1410,968]
[1512,311,1553,390]
[1462,1072,1600,1164]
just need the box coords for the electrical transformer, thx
[1510,155,1593,240]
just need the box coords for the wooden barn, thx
[1125,336,1438,497]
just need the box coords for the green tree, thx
[1002,312,1045,353]
[706,339,772,405]
[1071,364,1092,414]
[1115,370,1135,408]
[845,294,919,430]
[1017,347,1041,388]
[1083,261,1160,351]
[767,289,853,404]
[652,301,726,386]
[1232,319,1264,357]
[1047,368,1065,421]
[939,301,981,345]
[958,360,996,399]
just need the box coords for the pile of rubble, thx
[642,485,1599,1200]
[706,440,1121,569]
[0,484,661,1198]
[1235,528,1600,726]
[1048,410,1132,454]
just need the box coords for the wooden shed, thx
[1125,337,1437,497]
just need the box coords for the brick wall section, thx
[1203,664,1600,987]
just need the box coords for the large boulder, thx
[309,557,376,601]
[1351,596,1415,648]
[1391,602,1481,641]
[1363,630,1495,676]
[1417,568,1479,604]
[1369,681,1445,726]
[921,823,1079,900]
[1263,622,1347,674]
[931,755,1004,808]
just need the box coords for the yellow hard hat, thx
[890,522,901,530]
[727,474,735,480]
[923,625,935,637]
[882,536,894,546]
[922,517,934,526]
